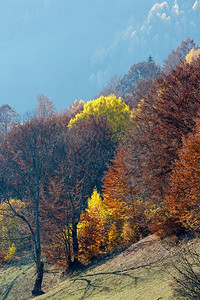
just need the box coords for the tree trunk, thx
[32,240,44,296]
[71,222,81,269]
[32,258,44,296]
[32,191,45,296]
[65,238,72,267]
[72,222,78,254]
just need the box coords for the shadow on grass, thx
[70,260,161,299]
[59,236,169,299]
[1,265,34,300]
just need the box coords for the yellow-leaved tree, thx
[0,199,26,265]
[185,48,200,64]
[78,188,108,263]
[68,95,131,141]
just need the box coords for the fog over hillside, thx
[0,0,199,114]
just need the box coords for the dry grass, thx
[0,235,178,300]
[38,235,173,300]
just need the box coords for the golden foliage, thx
[4,243,16,262]
[185,48,200,64]
[68,95,130,141]
[78,188,107,263]
[0,199,25,264]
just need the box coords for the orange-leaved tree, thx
[102,150,148,252]
[167,118,200,232]
[124,54,200,204]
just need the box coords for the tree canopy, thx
[68,95,131,141]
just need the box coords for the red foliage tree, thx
[167,118,200,232]
[125,77,156,109]
[41,115,115,268]
[102,150,148,251]
[163,37,197,74]
[122,56,200,203]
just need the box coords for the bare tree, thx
[163,37,198,74]
[65,99,85,119]
[99,75,122,98]
[166,237,200,299]
[0,104,19,136]
[0,117,59,295]
[99,61,161,108]
[35,94,56,119]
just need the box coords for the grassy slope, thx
[0,235,175,300]
[38,235,173,300]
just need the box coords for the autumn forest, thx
[1,37,200,297]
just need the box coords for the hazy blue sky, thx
[0,0,200,115]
